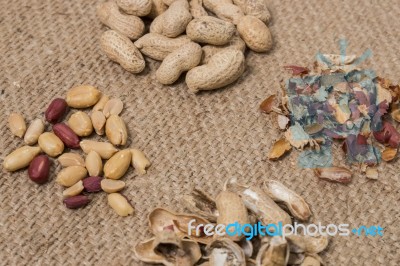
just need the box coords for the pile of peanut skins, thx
[5,85,150,216]
[134,178,328,265]
[262,53,400,183]
[97,0,273,93]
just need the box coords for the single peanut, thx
[203,0,244,24]
[101,179,126,193]
[100,30,146,73]
[68,111,93,137]
[63,181,84,198]
[45,98,68,123]
[105,115,128,146]
[186,16,236,45]
[63,195,90,209]
[103,98,124,118]
[116,0,152,16]
[148,0,168,18]
[134,33,191,61]
[233,0,271,24]
[38,132,64,157]
[85,151,103,176]
[97,1,145,40]
[201,32,246,64]
[156,42,202,84]
[56,166,88,187]
[53,123,80,149]
[28,155,51,184]
[93,94,110,112]
[24,118,45,145]
[91,111,107,135]
[66,85,101,108]
[82,176,102,192]
[237,15,273,52]
[3,146,41,172]
[189,0,208,18]
[159,0,192,37]
[107,193,134,216]
[80,140,119,159]
[58,153,85,167]
[131,149,151,175]
[186,49,245,93]
[104,149,132,179]
[8,113,26,138]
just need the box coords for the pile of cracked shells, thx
[134,178,328,266]
[97,0,273,93]
[4,85,150,216]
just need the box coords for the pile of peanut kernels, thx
[97,0,273,93]
[134,178,328,265]
[4,85,150,216]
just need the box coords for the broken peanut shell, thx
[264,180,311,221]
[314,167,352,184]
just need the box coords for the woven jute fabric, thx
[0,0,399,265]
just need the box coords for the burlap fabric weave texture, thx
[0,0,399,265]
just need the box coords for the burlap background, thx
[0,0,399,265]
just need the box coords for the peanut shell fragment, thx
[216,190,250,241]
[264,180,311,221]
[107,193,134,216]
[3,146,41,172]
[268,138,292,160]
[381,147,397,162]
[8,113,26,138]
[314,167,352,184]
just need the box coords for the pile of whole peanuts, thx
[4,85,150,217]
[97,0,273,92]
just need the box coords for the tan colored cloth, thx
[0,0,399,265]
